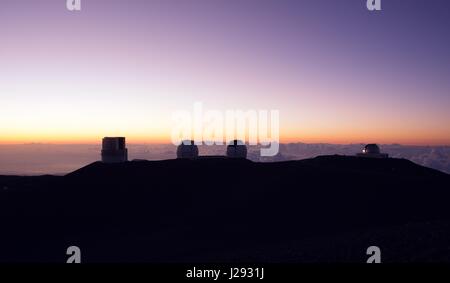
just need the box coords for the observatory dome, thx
[177,140,199,159]
[363,144,381,154]
[226,140,247,159]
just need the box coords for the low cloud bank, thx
[0,143,449,175]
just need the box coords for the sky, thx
[1,0,450,145]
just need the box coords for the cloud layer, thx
[0,143,449,175]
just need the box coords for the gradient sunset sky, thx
[1,0,449,145]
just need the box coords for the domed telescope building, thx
[226,140,247,159]
[101,137,128,163]
[356,143,389,158]
[177,140,199,159]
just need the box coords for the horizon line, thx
[1,141,450,147]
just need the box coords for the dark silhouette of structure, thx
[357,143,389,158]
[226,140,247,159]
[176,140,199,159]
[101,137,128,163]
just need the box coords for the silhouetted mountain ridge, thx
[0,155,449,262]
[65,155,446,182]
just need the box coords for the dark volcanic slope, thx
[0,155,449,262]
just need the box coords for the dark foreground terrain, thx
[0,155,449,263]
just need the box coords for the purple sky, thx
[1,0,450,145]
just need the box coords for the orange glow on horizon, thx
[1,132,449,146]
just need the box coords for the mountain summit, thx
[0,155,449,262]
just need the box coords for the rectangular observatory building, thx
[101,137,128,163]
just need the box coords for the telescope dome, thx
[177,140,199,159]
[363,144,381,154]
[226,140,247,159]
